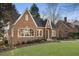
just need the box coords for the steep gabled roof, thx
[13,9,37,27]
[34,18,46,27]
[11,9,54,28]
[12,9,48,27]
[56,20,76,30]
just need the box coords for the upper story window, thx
[25,14,28,21]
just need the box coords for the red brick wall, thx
[8,11,45,45]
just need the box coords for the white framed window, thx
[18,27,34,37]
[36,30,39,36]
[36,29,43,37]
[25,14,28,21]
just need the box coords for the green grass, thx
[0,40,79,56]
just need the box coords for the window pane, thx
[40,31,42,36]
[30,29,34,36]
[36,30,39,36]
[25,29,30,36]
[19,29,25,36]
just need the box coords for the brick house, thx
[8,9,56,45]
[56,17,78,39]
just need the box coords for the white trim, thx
[51,30,56,37]
[37,27,45,28]
[36,29,43,37]
[28,10,37,27]
[47,30,49,39]
[13,9,37,27]
[49,19,52,29]
[18,28,35,37]
[45,19,52,29]
[13,9,26,25]
[11,28,14,37]
[18,29,19,37]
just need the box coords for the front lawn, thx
[0,40,79,56]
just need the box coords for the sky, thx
[14,3,79,21]
[14,3,47,14]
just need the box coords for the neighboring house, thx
[8,9,56,45]
[56,17,78,38]
[72,20,79,32]
[73,20,79,26]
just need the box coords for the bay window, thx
[18,27,34,37]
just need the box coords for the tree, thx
[0,3,19,24]
[46,3,79,23]
[0,3,19,40]
[46,3,60,23]
[30,3,40,19]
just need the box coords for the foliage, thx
[0,3,19,39]
[69,32,79,39]
[0,3,19,24]
[30,3,40,19]
[46,3,60,23]
[46,3,79,22]
[0,3,20,47]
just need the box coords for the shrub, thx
[68,32,79,39]
[4,40,8,45]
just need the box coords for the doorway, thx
[46,29,50,39]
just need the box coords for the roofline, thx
[45,18,52,29]
[13,9,37,27]
[49,19,53,29]
[27,10,37,27]
[13,9,27,25]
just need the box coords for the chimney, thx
[64,17,67,22]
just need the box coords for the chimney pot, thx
[64,17,67,22]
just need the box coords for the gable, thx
[45,19,52,29]
[8,10,38,40]
[56,21,69,30]
[56,20,76,32]
[13,10,37,27]
[14,10,38,29]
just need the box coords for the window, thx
[25,15,28,21]
[36,30,39,36]
[52,30,56,37]
[36,29,43,37]
[40,31,42,36]
[18,27,34,37]
[19,29,25,36]
[30,29,34,36]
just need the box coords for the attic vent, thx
[25,14,28,21]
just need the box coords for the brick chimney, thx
[64,17,67,22]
